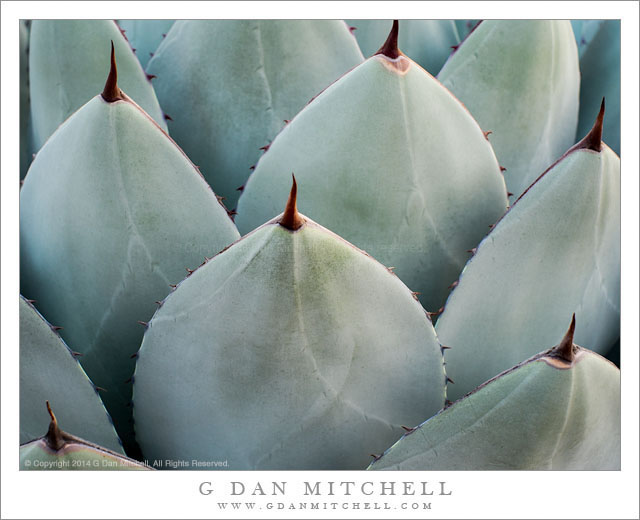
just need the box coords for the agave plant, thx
[19,18,621,471]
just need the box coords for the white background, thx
[2,2,638,518]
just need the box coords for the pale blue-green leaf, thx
[146,20,364,208]
[134,217,445,470]
[20,296,123,453]
[369,346,620,470]
[20,20,31,179]
[20,95,239,451]
[576,21,620,155]
[28,20,167,153]
[436,144,620,401]
[236,53,508,312]
[117,19,175,69]
[438,20,580,202]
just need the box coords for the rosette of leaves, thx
[436,103,620,401]
[20,45,240,455]
[236,22,508,314]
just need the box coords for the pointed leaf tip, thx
[101,41,124,102]
[279,174,305,231]
[577,98,605,153]
[554,314,576,362]
[375,20,402,59]
[45,401,64,451]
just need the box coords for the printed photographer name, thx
[199,480,452,497]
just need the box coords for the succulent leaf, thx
[134,181,446,470]
[20,402,149,470]
[20,48,240,454]
[116,19,175,69]
[436,105,620,400]
[236,25,508,312]
[576,20,620,155]
[368,321,621,470]
[20,296,123,453]
[28,20,167,153]
[20,20,32,179]
[146,20,364,208]
[347,19,460,74]
[438,20,580,201]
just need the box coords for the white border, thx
[2,2,638,519]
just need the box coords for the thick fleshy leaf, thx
[347,19,460,74]
[438,20,580,201]
[20,403,149,470]
[436,109,620,400]
[576,20,620,155]
[20,55,240,454]
[134,183,446,470]
[20,20,31,179]
[20,296,123,453]
[369,327,620,470]
[116,19,175,69]
[146,20,364,208]
[28,20,167,153]
[237,26,508,313]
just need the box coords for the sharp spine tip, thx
[101,41,123,102]
[576,98,605,152]
[374,20,401,59]
[555,314,576,362]
[279,174,305,231]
